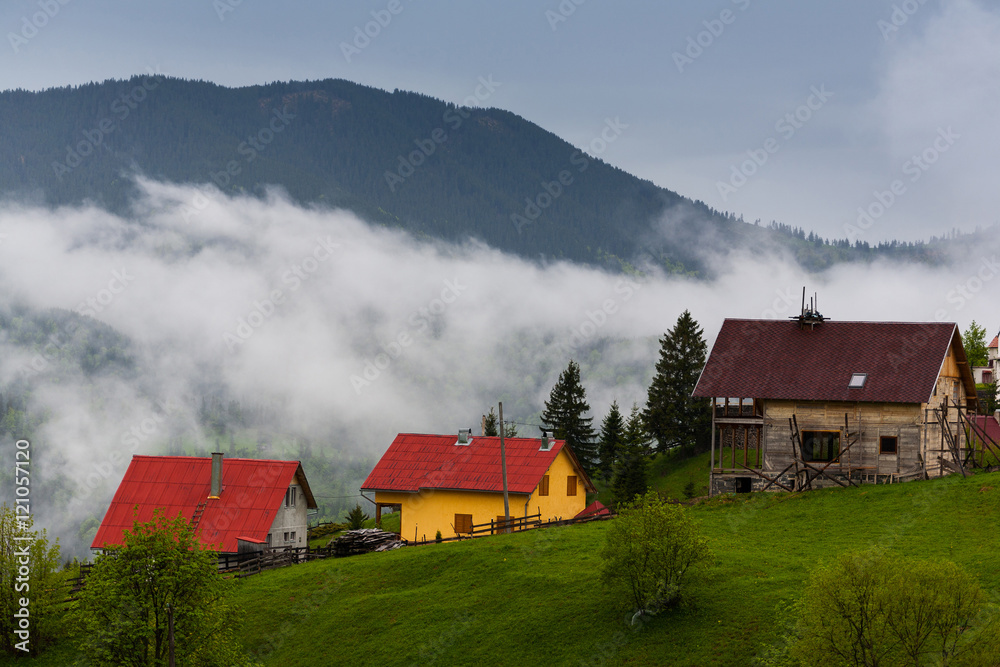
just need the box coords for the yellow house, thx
[361,432,595,542]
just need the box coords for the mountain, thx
[0,75,970,273]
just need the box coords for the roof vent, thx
[540,431,553,451]
[848,373,867,389]
[456,428,472,446]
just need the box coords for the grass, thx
[10,470,1000,666]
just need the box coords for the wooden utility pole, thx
[499,402,510,532]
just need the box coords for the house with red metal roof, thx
[361,431,595,542]
[692,313,984,494]
[92,453,317,554]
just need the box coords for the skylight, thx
[848,373,867,388]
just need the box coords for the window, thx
[290,531,296,542]
[454,513,472,534]
[538,475,549,496]
[848,373,867,388]
[879,436,898,455]
[801,430,840,462]
[567,475,577,496]
[266,533,272,547]
[283,532,289,542]
[285,487,296,508]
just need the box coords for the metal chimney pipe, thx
[210,452,223,498]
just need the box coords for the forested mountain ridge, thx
[0,75,977,273]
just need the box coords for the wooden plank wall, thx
[762,400,923,477]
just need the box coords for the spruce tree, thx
[541,360,598,473]
[612,403,650,503]
[598,400,625,480]
[644,310,711,454]
[484,407,519,437]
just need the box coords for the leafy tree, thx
[963,320,989,367]
[75,509,256,666]
[345,504,370,530]
[541,360,598,473]
[483,407,518,437]
[600,491,710,618]
[0,505,61,656]
[644,310,711,454]
[598,400,625,480]
[612,404,651,504]
[789,550,1000,666]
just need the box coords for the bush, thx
[599,491,710,617]
[344,504,370,530]
[682,480,697,499]
[789,550,1000,666]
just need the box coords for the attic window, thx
[848,373,867,389]
[456,429,472,446]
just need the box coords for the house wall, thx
[761,400,924,484]
[267,472,308,548]
[374,449,587,541]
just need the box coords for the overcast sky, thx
[2,0,997,244]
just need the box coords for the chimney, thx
[210,452,223,499]
[540,431,552,451]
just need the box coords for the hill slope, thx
[0,75,968,274]
[226,472,1000,665]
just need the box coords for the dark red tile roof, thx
[990,335,998,349]
[91,455,315,553]
[693,319,963,404]
[361,433,595,494]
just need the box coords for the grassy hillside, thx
[8,471,999,666]
[228,470,1000,666]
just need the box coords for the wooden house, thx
[92,453,317,553]
[360,432,595,542]
[692,315,984,494]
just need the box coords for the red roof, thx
[574,500,611,519]
[693,319,968,404]
[91,455,316,553]
[361,433,595,494]
[970,415,1000,445]
[990,335,998,350]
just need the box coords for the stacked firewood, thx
[333,528,403,557]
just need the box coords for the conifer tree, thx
[598,400,625,480]
[644,310,711,454]
[483,407,518,437]
[612,403,650,503]
[541,360,597,473]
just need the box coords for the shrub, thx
[599,491,710,617]
[789,550,1000,666]
[683,480,697,499]
[435,530,443,543]
[344,504,370,530]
